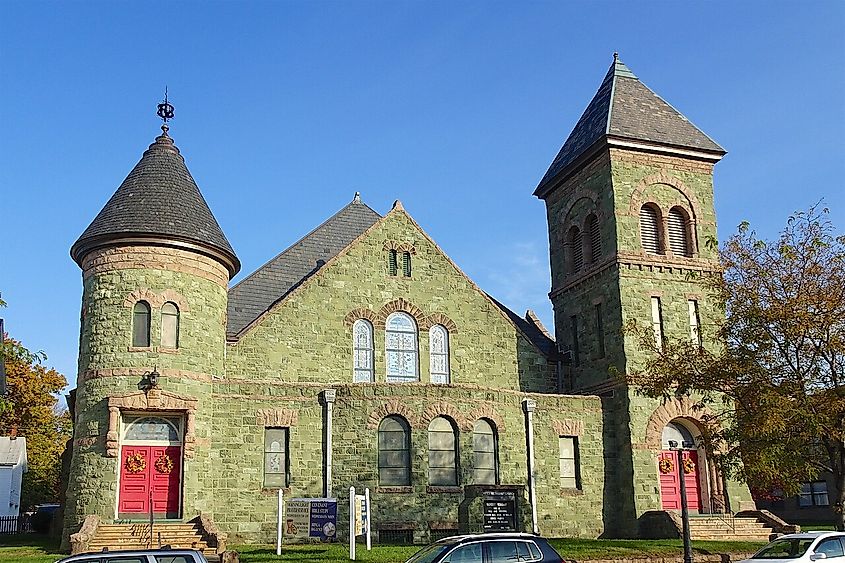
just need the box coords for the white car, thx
[56,548,209,563]
[739,532,845,563]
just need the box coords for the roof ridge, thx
[228,199,382,292]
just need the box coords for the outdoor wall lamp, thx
[140,367,160,391]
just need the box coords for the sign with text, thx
[286,498,337,540]
[482,490,517,532]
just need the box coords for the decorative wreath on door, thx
[154,454,174,474]
[658,458,674,474]
[125,453,146,474]
[683,457,696,475]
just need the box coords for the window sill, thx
[426,486,463,494]
[158,347,180,354]
[127,346,153,353]
[376,486,413,494]
[559,487,584,497]
[261,487,291,496]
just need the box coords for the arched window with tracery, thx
[429,325,450,384]
[586,214,601,263]
[472,418,498,485]
[353,319,375,382]
[428,417,458,486]
[668,206,692,257]
[132,301,151,347]
[385,312,418,382]
[161,302,180,349]
[378,415,411,486]
[640,204,663,254]
[567,226,583,273]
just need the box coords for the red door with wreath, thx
[659,450,701,511]
[119,444,181,518]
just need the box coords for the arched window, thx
[161,302,180,348]
[640,204,662,254]
[668,207,692,257]
[132,301,151,347]
[353,319,375,382]
[429,325,450,384]
[472,419,498,485]
[567,226,583,273]
[124,417,180,443]
[402,251,412,277]
[385,312,418,382]
[378,415,411,486]
[586,214,601,263]
[428,417,458,486]
[661,421,696,449]
[388,249,398,276]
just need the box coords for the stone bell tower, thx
[64,100,239,543]
[535,55,753,536]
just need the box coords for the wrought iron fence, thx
[0,514,33,534]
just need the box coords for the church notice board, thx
[482,490,517,532]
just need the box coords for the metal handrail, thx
[709,495,736,534]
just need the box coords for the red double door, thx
[119,445,182,518]
[659,450,701,511]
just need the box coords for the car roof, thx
[774,532,845,540]
[62,549,200,560]
[435,532,544,544]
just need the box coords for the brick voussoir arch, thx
[421,401,467,429]
[628,171,700,222]
[465,404,506,433]
[422,312,457,333]
[382,240,418,255]
[376,298,427,329]
[123,288,164,309]
[343,307,379,327]
[366,400,421,429]
[643,396,715,449]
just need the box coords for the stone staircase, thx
[86,522,214,556]
[688,515,774,541]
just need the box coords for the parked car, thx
[55,547,209,563]
[738,531,845,563]
[406,533,565,563]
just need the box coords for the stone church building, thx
[63,57,758,549]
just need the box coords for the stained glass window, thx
[472,419,498,485]
[429,325,450,384]
[428,417,457,486]
[378,416,410,486]
[132,301,151,347]
[264,427,288,488]
[124,417,179,442]
[353,319,374,382]
[161,302,180,349]
[385,312,418,382]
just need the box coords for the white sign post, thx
[364,487,372,551]
[349,486,372,560]
[276,488,284,556]
[349,487,356,561]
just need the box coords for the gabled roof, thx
[71,128,240,277]
[535,56,725,196]
[226,194,381,338]
[0,437,27,468]
[487,298,556,359]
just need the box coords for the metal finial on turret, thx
[613,52,619,62]
[157,87,174,135]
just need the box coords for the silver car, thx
[738,532,845,563]
[56,548,209,563]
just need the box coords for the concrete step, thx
[89,522,211,556]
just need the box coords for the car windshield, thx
[753,538,817,559]
[407,542,455,563]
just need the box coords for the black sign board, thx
[482,490,517,532]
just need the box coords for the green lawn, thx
[0,535,768,563]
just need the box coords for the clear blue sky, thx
[1,1,843,391]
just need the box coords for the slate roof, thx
[226,196,382,338]
[535,56,725,195]
[487,297,556,360]
[0,437,27,467]
[71,130,240,277]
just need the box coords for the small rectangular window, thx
[688,300,702,346]
[264,427,289,488]
[594,303,605,358]
[388,249,399,276]
[402,251,412,277]
[651,297,664,350]
[799,481,829,507]
[559,436,581,489]
[569,315,579,367]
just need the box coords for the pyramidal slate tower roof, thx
[71,127,240,277]
[535,56,725,196]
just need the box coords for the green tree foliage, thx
[627,205,845,530]
[1,301,71,509]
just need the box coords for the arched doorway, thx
[118,415,183,519]
[658,421,702,511]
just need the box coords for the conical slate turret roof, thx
[71,128,240,277]
[535,56,725,196]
